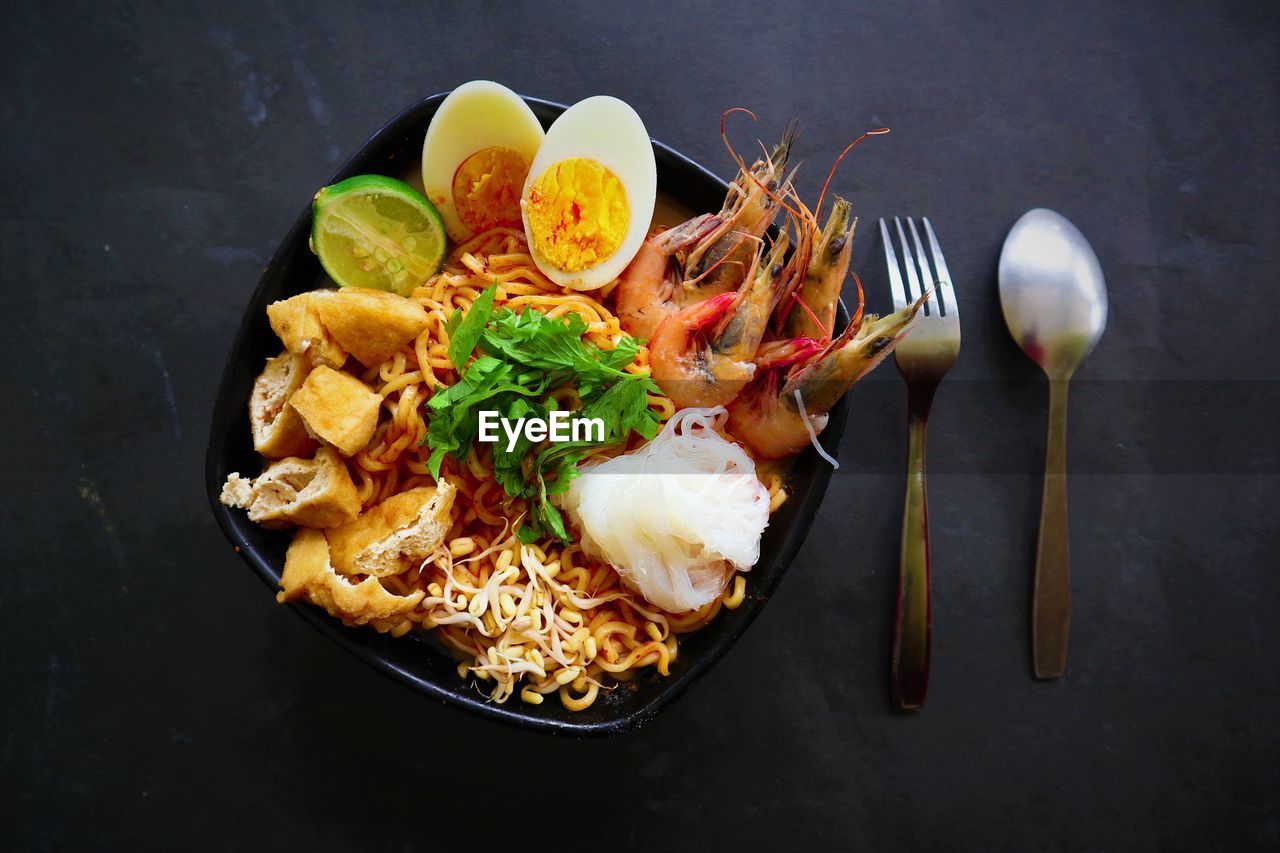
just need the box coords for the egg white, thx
[421,81,545,242]
[520,96,657,290]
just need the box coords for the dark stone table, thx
[3,1,1276,848]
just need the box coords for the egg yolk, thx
[452,146,530,233]
[524,158,629,272]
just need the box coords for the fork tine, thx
[880,218,907,311]
[907,218,941,318]
[894,217,925,312]
[923,217,958,320]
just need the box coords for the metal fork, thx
[880,217,961,711]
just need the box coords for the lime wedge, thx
[311,175,446,296]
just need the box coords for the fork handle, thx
[892,381,936,710]
[1033,376,1071,678]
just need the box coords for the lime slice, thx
[311,175,446,296]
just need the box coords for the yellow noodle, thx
[299,226,791,711]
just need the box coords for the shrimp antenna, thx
[789,292,829,343]
[720,108,807,224]
[849,269,865,331]
[814,127,890,222]
[781,187,819,254]
[719,107,758,177]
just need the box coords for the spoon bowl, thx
[999,208,1107,377]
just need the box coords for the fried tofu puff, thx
[277,528,425,626]
[220,447,360,529]
[314,288,429,368]
[266,291,347,369]
[288,365,381,456]
[326,482,456,577]
[250,352,319,459]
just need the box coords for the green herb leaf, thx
[447,284,498,369]
[424,294,667,542]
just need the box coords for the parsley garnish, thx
[425,285,662,543]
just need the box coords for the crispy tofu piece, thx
[288,366,381,456]
[277,528,425,626]
[266,290,347,368]
[314,288,429,368]
[250,352,318,459]
[326,482,457,577]
[219,447,361,529]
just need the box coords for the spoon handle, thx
[1033,376,1071,678]
[892,382,935,710]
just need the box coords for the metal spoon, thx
[998,208,1107,679]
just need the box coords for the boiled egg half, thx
[421,81,545,242]
[520,96,657,290]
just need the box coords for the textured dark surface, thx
[2,1,1277,849]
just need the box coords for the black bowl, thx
[205,93,849,736]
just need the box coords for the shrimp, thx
[617,121,798,341]
[764,193,818,333]
[728,295,926,459]
[709,233,789,365]
[775,123,891,337]
[782,196,855,340]
[647,292,751,409]
[649,236,790,409]
[616,213,722,340]
[683,122,798,296]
